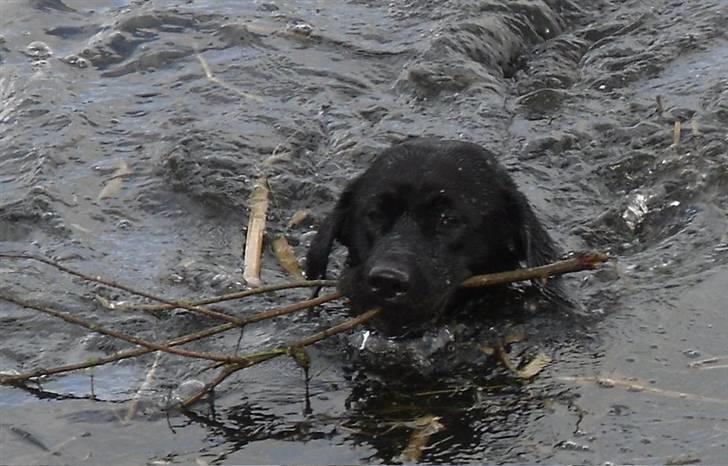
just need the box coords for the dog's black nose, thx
[367,266,410,301]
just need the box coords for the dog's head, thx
[306,139,557,337]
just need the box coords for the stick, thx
[112,279,337,312]
[243,177,269,287]
[0,294,269,364]
[558,375,728,406]
[0,253,335,321]
[196,52,263,102]
[125,351,162,421]
[179,363,245,409]
[399,415,445,463]
[291,307,381,347]
[0,253,237,323]
[0,292,341,385]
[461,252,609,288]
[1,250,609,401]
[179,307,381,408]
[272,234,305,280]
[673,120,681,146]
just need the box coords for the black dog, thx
[305,139,559,337]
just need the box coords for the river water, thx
[1,0,727,464]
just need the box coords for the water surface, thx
[1,0,727,463]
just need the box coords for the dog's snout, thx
[367,266,410,301]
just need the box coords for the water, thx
[1,0,728,463]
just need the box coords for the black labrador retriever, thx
[305,139,559,337]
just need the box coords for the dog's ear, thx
[506,189,558,268]
[305,180,359,283]
[519,215,554,267]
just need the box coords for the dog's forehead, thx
[361,144,504,200]
[349,160,508,225]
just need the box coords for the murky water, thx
[1,0,727,463]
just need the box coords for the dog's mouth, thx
[337,265,465,337]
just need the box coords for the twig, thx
[125,351,162,422]
[243,177,269,287]
[0,253,335,323]
[272,234,305,280]
[494,343,519,373]
[0,294,273,364]
[113,279,336,312]
[293,307,381,347]
[558,375,728,406]
[399,415,445,463]
[179,363,246,409]
[0,292,340,385]
[0,253,238,323]
[98,160,131,201]
[673,120,682,146]
[196,52,263,101]
[179,308,381,408]
[1,250,610,404]
[461,252,609,288]
[688,355,728,370]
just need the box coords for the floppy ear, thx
[305,211,341,282]
[506,189,558,268]
[519,214,555,267]
[304,180,359,282]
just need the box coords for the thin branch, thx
[125,351,162,421]
[461,252,610,288]
[0,292,340,385]
[179,363,246,409]
[1,250,611,405]
[0,294,267,363]
[558,375,728,406]
[291,307,381,347]
[242,176,269,287]
[179,307,381,408]
[122,279,337,312]
[0,253,336,322]
[196,52,263,102]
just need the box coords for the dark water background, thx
[1,0,727,464]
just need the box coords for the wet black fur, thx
[305,139,559,337]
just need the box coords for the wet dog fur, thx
[305,139,559,337]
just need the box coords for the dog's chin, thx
[343,290,455,338]
[360,304,442,338]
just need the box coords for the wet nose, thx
[367,265,410,301]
